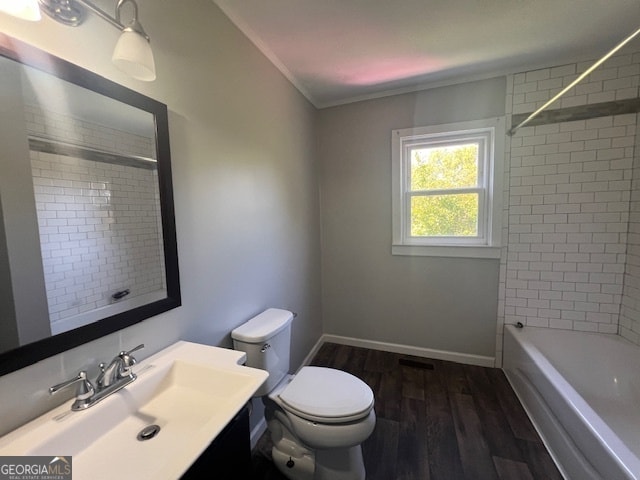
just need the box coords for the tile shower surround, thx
[497,48,640,363]
[620,115,640,344]
[504,115,633,333]
[26,104,165,329]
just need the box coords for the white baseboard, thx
[250,417,267,450]
[319,334,495,367]
[297,336,326,370]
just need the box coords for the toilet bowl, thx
[231,309,376,480]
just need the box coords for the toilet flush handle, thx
[261,343,271,353]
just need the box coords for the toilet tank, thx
[231,308,293,396]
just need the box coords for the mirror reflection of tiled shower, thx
[26,103,166,335]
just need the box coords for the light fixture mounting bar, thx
[74,0,123,30]
[38,0,124,30]
[38,0,84,26]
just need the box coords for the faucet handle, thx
[118,344,144,378]
[123,344,145,356]
[49,371,95,401]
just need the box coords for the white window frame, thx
[392,118,504,258]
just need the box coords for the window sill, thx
[392,244,501,259]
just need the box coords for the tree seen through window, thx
[409,144,479,237]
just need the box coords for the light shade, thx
[0,0,41,21]
[112,28,156,81]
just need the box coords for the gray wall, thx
[0,0,322,436]
[317,78,506,358]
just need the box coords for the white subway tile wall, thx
[26,106,165,329]
[497,49,640,364]
[620,114,640,345]
[505,115,633,333]
[512,52,640,115]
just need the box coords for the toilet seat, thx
[278,366,374,424]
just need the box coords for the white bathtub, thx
[503,324,640,480]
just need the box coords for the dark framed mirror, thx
[0,33,180,376]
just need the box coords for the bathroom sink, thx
[0,341,268,480]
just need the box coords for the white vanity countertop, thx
[0,341,269,480]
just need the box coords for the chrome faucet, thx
[96,344,144,388]
[49,344,144,411]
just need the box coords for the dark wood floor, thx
[251,343,562,480]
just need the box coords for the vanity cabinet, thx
[181,404,251,479]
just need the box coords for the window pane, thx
[410,193,478,237]
[410,144,478,191]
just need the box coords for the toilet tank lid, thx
[231,308,294,343]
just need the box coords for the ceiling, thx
[214,0,640,108]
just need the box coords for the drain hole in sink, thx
[137,424,161,441]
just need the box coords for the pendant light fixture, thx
[0,0,155,81]
[111,0,155,81]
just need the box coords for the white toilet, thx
[232,308,376,480]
